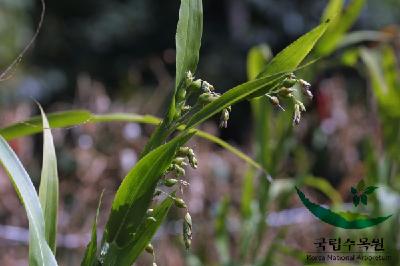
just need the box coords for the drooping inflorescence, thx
[264,73,313,125]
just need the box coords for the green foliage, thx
[0,110,92,141]
[0,0,335,264]
[0,136,57,265]
[315,0,365,56]
[98,132,193,264]
[81,192,103,266]
[0,111,265,173]
[99,196,174,265]
[38,106,59,253]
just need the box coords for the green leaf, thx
[0,110,91,141]
[361,194,368,205]
[360,47,400,117]
[175,0,203,90]
[356,179,365,191]
[364,186,378,195]
[353,195,360,207]
[350,186,358,195]
[38,106,59,253]
[100,132,193,255]
[100,196,174,265]
[1,111,267,174]
[257,20,330,78]
[186,74,286,129]
[0,136,57,266]
[315,0,365,56]
[168,0,203,122]
[81,191,104,266]
[321,0,344,23]
[247,44,272,80]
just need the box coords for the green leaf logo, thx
[350,181,378,207]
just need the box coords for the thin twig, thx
[0,0,46,81]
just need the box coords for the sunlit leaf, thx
[38,106,59,253]
[81,191,104,266]
[100,196,174,265]
[0,110,91,141]
[99,132,193,263]
[0,136,57,265]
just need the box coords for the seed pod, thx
[293,104,301,125]
[282,77,297,88]
[164,178,179,187]
[299,79,311,89]
[188,79,202,92]
[188,155,198,169]
[146,209,154,216]
[174,197,187,209]
[183,212,192,250]
[173,157,186,165]
[145,243,154,254]
[179,147,190,155]
[219,108,230,128]
[175,165,186,177]
[278,87,295,97]
[266,95,285,111]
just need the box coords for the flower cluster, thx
[265,73,313,125]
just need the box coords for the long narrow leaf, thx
[1,112,266,173]
[102,196,174,265]
[257,20,330,78]
[0,110,91,141]
[175,0,203,90]
[38,106,59,253]
[0,136,57,265]
[81,191,104,266]
[100,132,193,260]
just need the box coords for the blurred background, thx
[0,0,399,265]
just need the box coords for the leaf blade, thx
[101,132,193,248]
[81,191,104,266]
[257,20,330,78]
[38,106,59,253]
[0,136,57,265]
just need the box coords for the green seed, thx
[174,198,187,209]
[164,178,178,187]
[145,243,154,254]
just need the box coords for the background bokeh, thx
[0,0,399,265]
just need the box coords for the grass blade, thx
[315,0,365,56]
[99,132,193,262]
[0,110,91,141]
[103,196,174,265]
[257,20,330,78]
[38,106,59,253]
[0,136,57,265]
[1,111,267,173]
[81,191,104,266]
